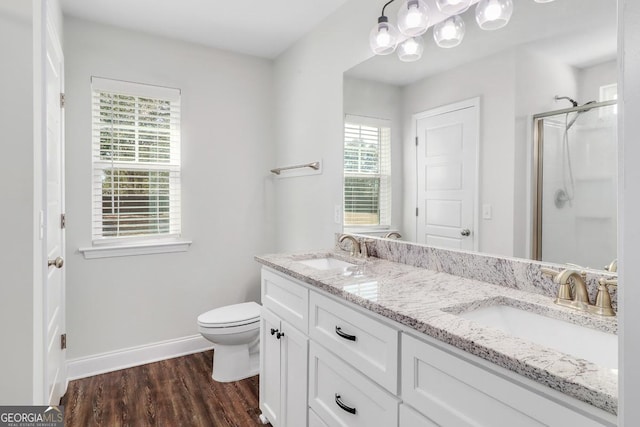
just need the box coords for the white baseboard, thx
[66,334,213,381]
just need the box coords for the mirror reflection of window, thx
[343,115,391,229]
[599,83,618,117]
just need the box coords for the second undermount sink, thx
[297,256,356,270]
[459,304,618,370]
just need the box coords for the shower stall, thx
[533,99,618,269]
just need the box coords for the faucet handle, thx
[590,277,618,317]
[598,277,618,288]
[541,267,574,302]
[540,267,561,279]
[358,238,374,258]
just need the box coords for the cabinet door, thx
[260,307,281,426]
[281,321,308,427]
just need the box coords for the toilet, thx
[197,301,261,382]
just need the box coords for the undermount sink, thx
[297,257,356,270]
[459,304,618,370]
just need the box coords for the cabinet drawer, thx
[399,404,438,427]
[309,342,399,427]
[401,333,607,427]
[261,268,308,334]
[309,291,399,392]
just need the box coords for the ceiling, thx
[60,0,349,59]
[346,0,617,86]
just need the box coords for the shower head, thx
[566,100,598,130]
[555,95,578,107]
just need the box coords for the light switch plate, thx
[482,204,492,220]
[334,205,342,224]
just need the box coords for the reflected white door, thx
[415,99,479,250]
[44,19,66,404]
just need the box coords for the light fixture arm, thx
[380,0,397,19]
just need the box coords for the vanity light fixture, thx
[435,0,472,16]
[397,36,425,62]
[370,0,528,59]
[433,14,465,48]
[397,0,430,36]
[475,0,513,30]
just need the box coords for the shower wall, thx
[541,107,617,269]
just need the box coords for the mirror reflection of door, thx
[415,99,479,251]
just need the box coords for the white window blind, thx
[344,115,391,227]
[91,77,181,242]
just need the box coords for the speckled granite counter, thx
[255,250,618,415]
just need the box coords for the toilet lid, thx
[198,301,261,327]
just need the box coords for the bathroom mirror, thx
[342,0,617,271]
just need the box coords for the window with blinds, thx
[343,115,391,227]
[91,77,181,242]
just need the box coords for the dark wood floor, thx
[60,350,264,427]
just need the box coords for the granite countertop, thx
[255,250,618,416]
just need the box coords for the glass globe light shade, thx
[435,0,472,16]
[475,0,513,30]
[433,15,465,48]
[397,36,425,62]
[369,16,399,55]
[397,0,430,37]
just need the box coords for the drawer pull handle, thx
[270,328,278,336]
[335,326,357,342]
[335,394,357,415]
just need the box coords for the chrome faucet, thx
[338,234,361,257]
[541,267,616,316]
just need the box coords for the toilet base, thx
[211,343,259,383]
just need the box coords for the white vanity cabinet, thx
[259,267,616,427]
[259,270,309,427]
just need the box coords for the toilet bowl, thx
[197,301,261,382]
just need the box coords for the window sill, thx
[78,239,192,259]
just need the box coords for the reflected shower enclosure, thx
[533,100,618,269]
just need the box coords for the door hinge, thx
[60,213,66,229]
[415,136,419,146]
[61,334,67,350]
[416,207,419,216]
[60,93,65,108]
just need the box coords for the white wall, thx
[619,0,640,424]
[273,0,377,252]
[0,0,35,405]
[64,18,275,359]
[343,76,404,234]
[578,60,617,103]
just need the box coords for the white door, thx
[44,18,66,404]
[415,99,479,250]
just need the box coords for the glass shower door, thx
[534,102,617,269]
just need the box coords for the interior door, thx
[416,100,479,250]
[44,18,66,404]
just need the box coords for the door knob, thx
[460,229,471,237]
[48,257,64,269]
